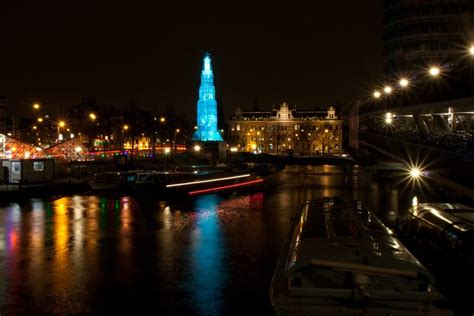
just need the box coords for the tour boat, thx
[89,170,143,191]
[130,169,264,196]
[400,202,474,261]
[270,197,452,315]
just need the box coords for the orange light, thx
[429,67,440,77]
[399,78,409,87]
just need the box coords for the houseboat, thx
[400,202,474,261]
[270,197,452,315]
[89,170,143,191]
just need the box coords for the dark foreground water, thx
[0,165,472,315]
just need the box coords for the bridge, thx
[351,96,474,188]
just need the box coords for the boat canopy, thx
[287,197,434,282]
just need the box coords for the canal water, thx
[0,165,471,315]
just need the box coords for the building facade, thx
[228,103,342,155]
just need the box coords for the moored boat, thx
[270,197,452,315]
[89,170,143,191]
[400,202,474,261]
[128,168,264,196]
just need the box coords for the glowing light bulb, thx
[373,91,381,98]
[399,78,409,87]
[410,167,421,179]
[429,67,440,77]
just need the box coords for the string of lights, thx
[368,45,474,102]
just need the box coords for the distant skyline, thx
[0,1,384,119]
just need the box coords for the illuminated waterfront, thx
[0,165,471,315]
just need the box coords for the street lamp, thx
[373,91,381,98]
[173,129,180,154]
[89,113,97,121]
[194,145,201,152]
[324,129,329,154]
[429,66,440,77]
[37,117,43,123]
[399,78,409,87]
[121,125,129,154]
[33,103,40,110]
[160,117,166,123]
[57,121,66,141]
[383,86,392,94]
[469,45,474,56]
[410,167,421,178]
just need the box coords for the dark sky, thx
[0,1,384,119]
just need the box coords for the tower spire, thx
[192,53,224,142]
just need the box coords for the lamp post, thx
[173,128,180,154]
[57,121,65,142]
[324,128,329,154]
[122,124,129,154]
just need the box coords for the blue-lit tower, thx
[192,53,223,142]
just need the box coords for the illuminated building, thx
[192,53,223,142]
[228,103,342,154]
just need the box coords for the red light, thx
[188,179,264,195]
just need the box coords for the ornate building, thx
[228,103,342,155]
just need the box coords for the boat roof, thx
[287,197,432,279]
[410,203,474,225]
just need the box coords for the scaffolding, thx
[0,133,45,159]
[44,138,86,161]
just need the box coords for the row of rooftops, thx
[230,102,339,121]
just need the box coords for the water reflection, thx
[0,165,465,314]
[188,194,227,315]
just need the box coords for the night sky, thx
[0,1,383,119]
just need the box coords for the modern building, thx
[384,0,474,75]
[228,103,342,155]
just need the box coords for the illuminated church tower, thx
[192,53,223,142]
